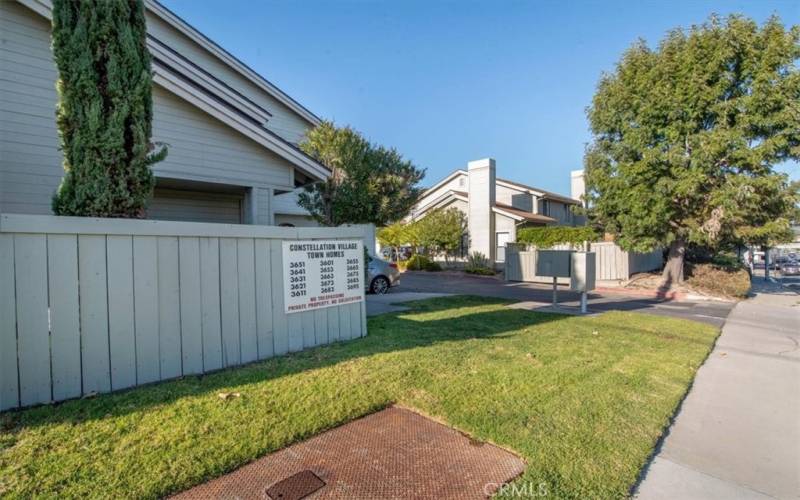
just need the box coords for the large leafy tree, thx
[377,222,412,261]
[585,15,799,283]
[51,0,166,217]
[415,207,467,260]
[299,122,425,226]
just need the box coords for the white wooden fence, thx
[505,242,662,283]
[504,244,571,284]
[0,214,367,411]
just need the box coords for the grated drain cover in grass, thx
[265,470,325,500]
[171,406,525,499]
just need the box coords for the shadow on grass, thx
[1,295,570,431]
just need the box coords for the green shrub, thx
[710,252,744,270]
[406,254,441,271]
[466,251,490,269]
[464,251,494,275]
[51,0,167,217]
[465,267,495,276]
[516,226,597,248]
[686,263,750,298]
[424,260,443,272]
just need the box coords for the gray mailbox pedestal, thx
[536,250,572,306]
[570,251,596,313]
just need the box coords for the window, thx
[541,200,550,216]
[458,177,465,188]
[459,232,469,258]
[495,232,510,262]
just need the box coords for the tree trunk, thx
[662,239,685,285]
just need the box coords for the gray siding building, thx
[1,0,328,224]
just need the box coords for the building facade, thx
[1,0,328,225]
[408,158,580,263]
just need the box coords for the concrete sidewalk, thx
[635,283,800,499]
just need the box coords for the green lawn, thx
[0,296,718,499]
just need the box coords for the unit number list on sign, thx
[282,239,365,314]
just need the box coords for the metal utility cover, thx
[170,406,526,499]
[266,470,325,500]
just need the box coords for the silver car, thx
[367,255,400,294]
[781,260,800,276]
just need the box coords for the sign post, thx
[282,239,365,314]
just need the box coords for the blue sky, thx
[162,0,799,195]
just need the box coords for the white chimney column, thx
[468,158,496,261]
[570,169,586,206]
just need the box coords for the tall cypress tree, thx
[51,0,166,218]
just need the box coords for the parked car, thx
[367,255,400,294]
[781,260,800,276]
[380,246,414,262]
[769,256,789,270]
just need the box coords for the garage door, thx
[147,188,243,224]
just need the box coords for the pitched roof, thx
[18,0,330,181]
[145,0,322,126]
[496,178,580,205]
[494,202,556,223]
[419,169,579,206]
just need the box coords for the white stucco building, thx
[408,158,581,263]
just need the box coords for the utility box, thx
[570,251,596,292]
[536,250,572,278]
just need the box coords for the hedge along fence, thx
[0,214,367,411]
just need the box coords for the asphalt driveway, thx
[394,271,734,327]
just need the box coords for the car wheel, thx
[370,276,390,295]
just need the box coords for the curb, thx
[594,286,687,301]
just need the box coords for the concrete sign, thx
[282,239,364,314]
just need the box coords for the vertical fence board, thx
[270,240,289,355]
[314,308,328,346]
[107,236,136,390]
[348,303,361,340]
[237,239,258,363]
[78,235,111,394]
[133,236,160,384]
[359,298,367,338]
[199,238,223,371]
[338,301,352,340]
[0,235,19,410]
[219,238,241,367]
[157,237,182,379]
[301,311,315,348]
[15,235,50,406]
[46,235,81,401]
[254,240,273,360]
[327,306,340,343]
[179,237,203,375]
[287,313,303,352]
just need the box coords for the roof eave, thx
[154,69,329,181]
[145,0,323,127]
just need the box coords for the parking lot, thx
[384,271,736,327]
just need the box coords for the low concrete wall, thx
[0,214,367,411]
